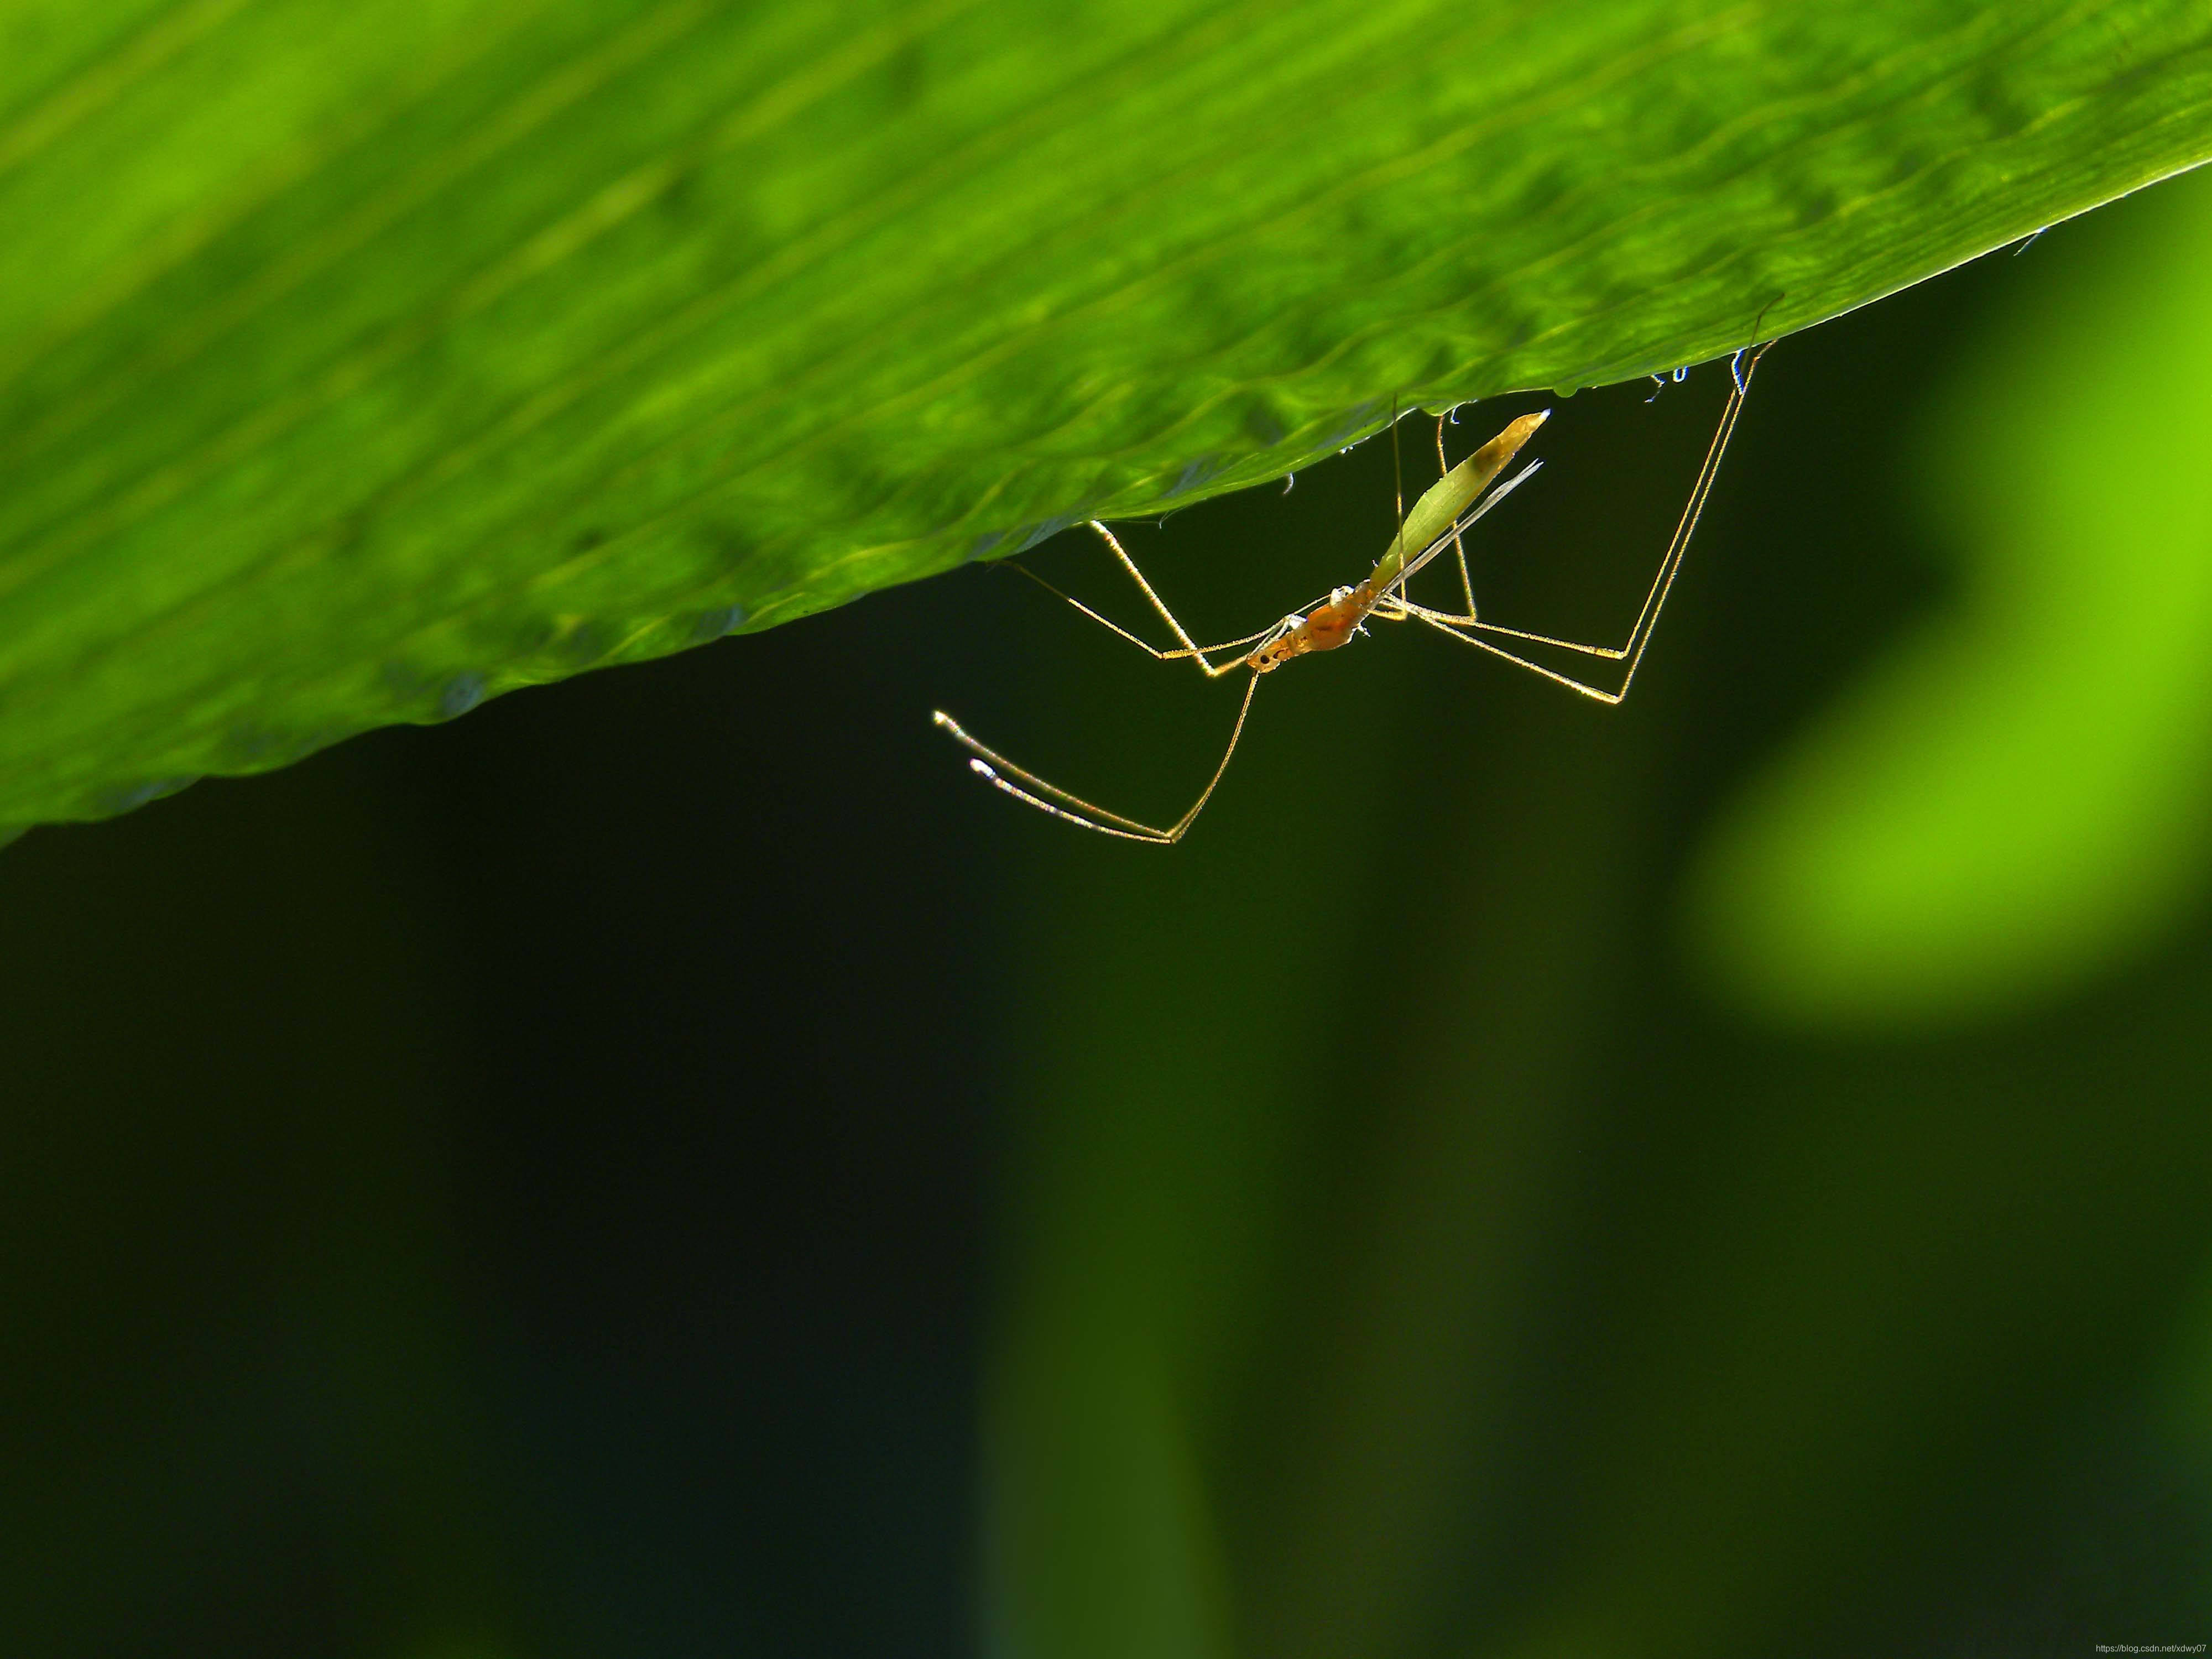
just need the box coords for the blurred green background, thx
[10,147,2212,1657]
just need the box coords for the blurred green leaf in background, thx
[1687,160,2212,1026]
[3,0,2211,830]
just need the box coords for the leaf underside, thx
[2,0,2208,826]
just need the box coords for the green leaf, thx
[3,0,2209,828]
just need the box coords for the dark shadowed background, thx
[6,167,2212,1658]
